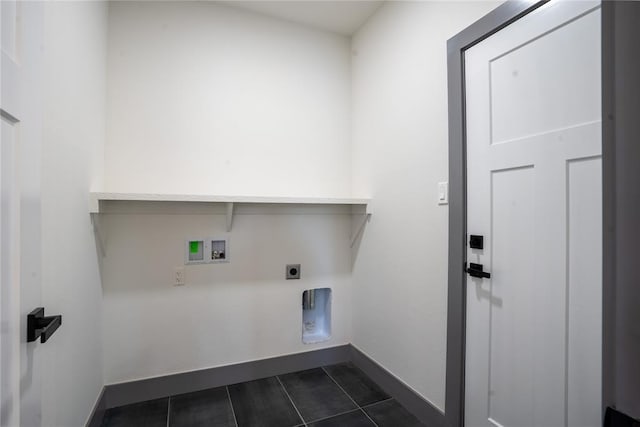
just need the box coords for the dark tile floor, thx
[102,362,426,427]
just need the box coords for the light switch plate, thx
[438,181,449,205]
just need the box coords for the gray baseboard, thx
[85,387,106,427]
[87,345,351,426]
[349,345,446,427]
[105,345,351,408]
[87,344,443,427]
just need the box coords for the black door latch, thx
[27,307,62,343]
[466,263,491,279]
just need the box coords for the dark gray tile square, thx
[228,376,302,427]
[101,398,168,427]
[364,399,425,427]
[169,387,235,427]
[308,410,375,427]
[323,363,390,406]
[279,368,357,423]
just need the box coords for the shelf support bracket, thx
[91,213,106,257]
[226,202,234,232]
[350,212,371,248]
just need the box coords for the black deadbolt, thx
[470,235,484,249]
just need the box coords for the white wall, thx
[106,1,352,198]
[351,1,501,411]
[90,0,503,405]
[40,2,107,426]
[101,203,352,384]
[101,1,355,386]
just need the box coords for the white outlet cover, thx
[174,267,185,286]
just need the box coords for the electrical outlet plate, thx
[286,264,301,280]
[174,267,185,286]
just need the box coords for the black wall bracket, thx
[27,307,62,343]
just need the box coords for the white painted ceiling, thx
[222,1,384,35]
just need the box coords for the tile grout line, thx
[358,408,380,427]
[360,397,394,410]
[320,367,380,427]
[226,386,239,427]
[321,367,361,408]
[166,397,171,427]
[276,375,308,427]
[306,408,363,425]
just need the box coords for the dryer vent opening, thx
[302,288,331,344]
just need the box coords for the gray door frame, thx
[446,1,639,426]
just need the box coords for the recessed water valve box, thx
[185,239,205,264]
[209,237,229,263]
[185,237,230,264]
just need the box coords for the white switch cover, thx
[438,181,449,205]
[174,267,185,286]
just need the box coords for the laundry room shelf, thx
[88,192,370,213]
[88,192,371,246]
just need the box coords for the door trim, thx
[600,1,640,420]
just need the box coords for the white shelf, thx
[89,192,371,247]
[89,192,370,213]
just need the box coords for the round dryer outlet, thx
[286,264,301,279]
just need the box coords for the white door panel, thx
[464,1,602,427]
[490,6,601,144]
[488,166,536,427]
[1,117,20,427]
[1,2,22,425]
[566,157,602,427]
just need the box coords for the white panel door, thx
[0,111,20,427]
[1,2,44,426]
[464,2,602,427]
[1,1,23,425]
